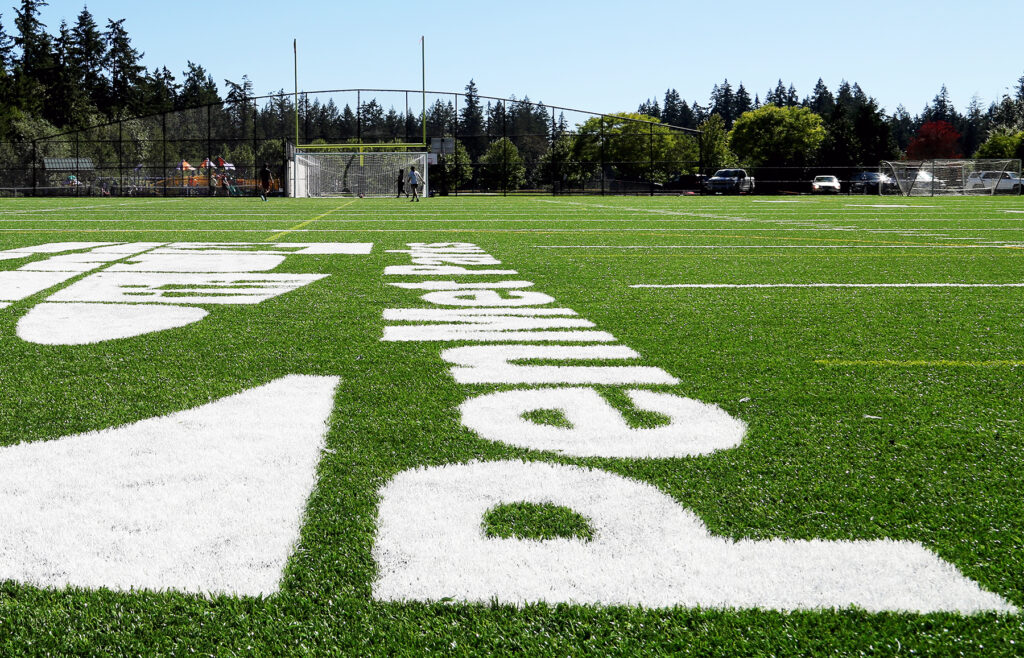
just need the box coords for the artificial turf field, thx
[1,194,1023,655]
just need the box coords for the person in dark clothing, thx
[259,164,273,201]
[396,169,407,198]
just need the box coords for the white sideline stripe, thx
[536,245,1020,249]
[631,283,1024,289]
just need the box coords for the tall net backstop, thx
[0,88,703,197]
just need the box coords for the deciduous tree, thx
[728,105,825,167]
[480,137,525,190]
[906,120,961,160]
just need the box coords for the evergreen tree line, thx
[639,76,1024,164]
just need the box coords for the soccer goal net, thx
[880,159,1022,196]
[291,149,428,198]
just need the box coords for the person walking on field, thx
[407,165,423,202]
[259,163,274,201]
[396,168,407,198]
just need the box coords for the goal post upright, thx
[421,36,426,151]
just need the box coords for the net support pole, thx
[421,36,426,149]
[293,38,299,199]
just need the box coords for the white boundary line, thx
[537,245,1023,249]
[631,283,1024,289]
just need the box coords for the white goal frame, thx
[289,148,428,198]
[880,159,1022,197]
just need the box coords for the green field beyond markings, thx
[1,195,1023,655]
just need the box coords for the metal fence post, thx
[162,112,167,197]
[118,120,124,196]
[453,92,459,196]
[502,99,507,197]
[551,107,556,195]
[252,100,258,196]
[600,118,605,196]
[207,104,213,196]
[649,122,655,196]
[31,140,37,197]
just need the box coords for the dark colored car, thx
[849,171,896,194]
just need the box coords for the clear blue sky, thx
[32,0,1024,118]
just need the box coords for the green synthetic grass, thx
[1,194,1023,655]
[483,503,595,542]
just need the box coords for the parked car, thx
[966,170,1022,194]
[893,169,945,194]
[705,169,755,194]
[810,175,840,194]
[849,171,897,194]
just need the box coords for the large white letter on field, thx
[372,461,1015,613]
[440,344,678,385]
[0,375,338,597]
[460,387,746,458]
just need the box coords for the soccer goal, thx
[880,159,1022,196]
[290,148,428,198]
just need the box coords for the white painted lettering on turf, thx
[46,272,328,305]
[382,307,613,342]
[159,242,372,255]
[17,251,131,272]
[107,253,288,272]
[17,303,209,345]
[0,271,80,302]
[0,242,118,254]
[388,280,534,290]
[384,265,518,276]
[460,387,746,458]
[441,345,678,385]
[0,375,338,597]
[420,290,555,307]
[6,241,372,345]
[372,460,1015,613]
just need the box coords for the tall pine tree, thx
[103,18,145,117]
[71,5,107,111]
[459,79,486,159]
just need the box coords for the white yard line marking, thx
[631,283,1024,289]
[846,204,937,208]
[537,199,752,221]
[537,244,1022,249]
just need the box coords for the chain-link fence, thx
[3,89,1019,197]
[0,89,705,197]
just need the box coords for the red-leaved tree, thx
[907,120,962,159]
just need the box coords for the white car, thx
[811,175,840,194]
[966,170,1022,194]
[894,169,945,194]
